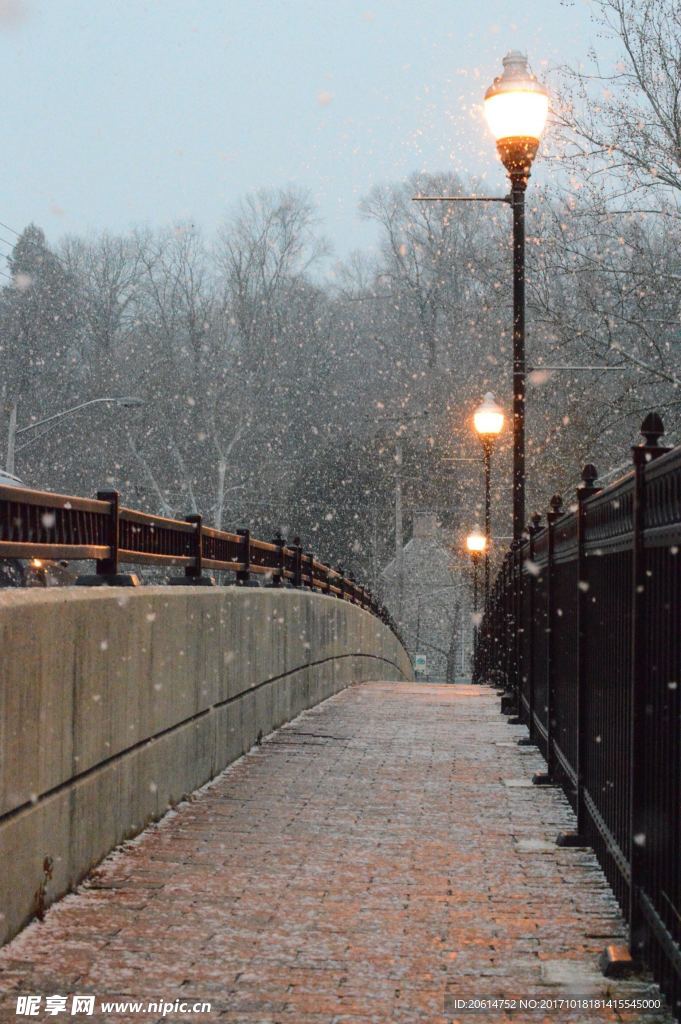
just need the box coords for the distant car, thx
[0,470,25,489]
[0,471,78,587]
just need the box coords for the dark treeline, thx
[1,0,679,597]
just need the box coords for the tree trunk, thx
[215,459,227,531]
[5,400,17,476]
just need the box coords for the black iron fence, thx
[476,413,681,1018]
[0,482,399,634]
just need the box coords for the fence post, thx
[170,513,215,586]
[76,489,139,587]
[491,571,501,688]
[628,415,669,962]
[98,490,120,577]
[558,465,599,846]
[518,512,542,747]
[305,550,315,590]
[533,494,563,786]
[292,537,303,588]
[236,528,258,587]
[501,546,520,714]
[497,559,509,694]
[508,537,528,723]
[266,531,286,588]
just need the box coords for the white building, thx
[381,514,472,682]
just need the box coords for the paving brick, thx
[0,683,673,1022]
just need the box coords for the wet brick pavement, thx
[0,682,673,1023]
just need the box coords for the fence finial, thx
[581,464,598,488]
[640,412,664,447]
[550,494,563,514]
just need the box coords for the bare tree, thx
[556,0,681,201]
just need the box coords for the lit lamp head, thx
[484,51,549,186]
[473,392,504,440]
[466,529,487,557]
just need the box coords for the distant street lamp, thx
[484,52,548,540]
[465,529,487,607]
[473,392,504,604]
[465,528,487,664]
[6,396,144,474]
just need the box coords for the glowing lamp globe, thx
[466,530,487,555]
[484,51,549,180]
[474,392,504,438]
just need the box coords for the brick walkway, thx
[0,682,672,1023]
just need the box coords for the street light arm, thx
[528,365,627,372]
[413,195,512,204]
[16,397,140,435]
[15,426,58,455]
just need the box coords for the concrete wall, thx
[0,587,412,945]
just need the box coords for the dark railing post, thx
[496,560,505,693]
[335,564,344,600]
[98,489,120,577]
[628,415,669,960]
[501,545,519,714]
[76,489,139,587]
[305,551,315,590]
[186,514,203,578]
[170,513,215,586]
[518,512,542,747]
[534,493,563,786]
[266,531,286,588]
[293,537,303,588]
[236,528,258,587]
[508,537,527,723]
[558,466,599,846]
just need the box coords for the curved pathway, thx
[0,683,672,1023]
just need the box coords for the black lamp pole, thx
[415,52,548,544]
[472,552,480,660]
[482,438,492,603]
[496,138,538,541]
[511,173,526,542]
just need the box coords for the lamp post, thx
[6,396,144,474]
[465,529,487,665]
[484,52,549,541]
[414,51,548,541]
[473,392,504,604]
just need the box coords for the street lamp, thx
[465,529,487,669]
[484,51,549,541]
[465,529,487,609]
[7,396,144,472]
[473,392,504,604]
[415,53,548,542]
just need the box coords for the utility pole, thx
[372,501,379,594]
[362,409,428,630]
[395,440,404,626]
[5,401,17,476]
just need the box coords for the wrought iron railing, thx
[0,483,399,635]
[476,413,681,1018]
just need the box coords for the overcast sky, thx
[0,0,613,262]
